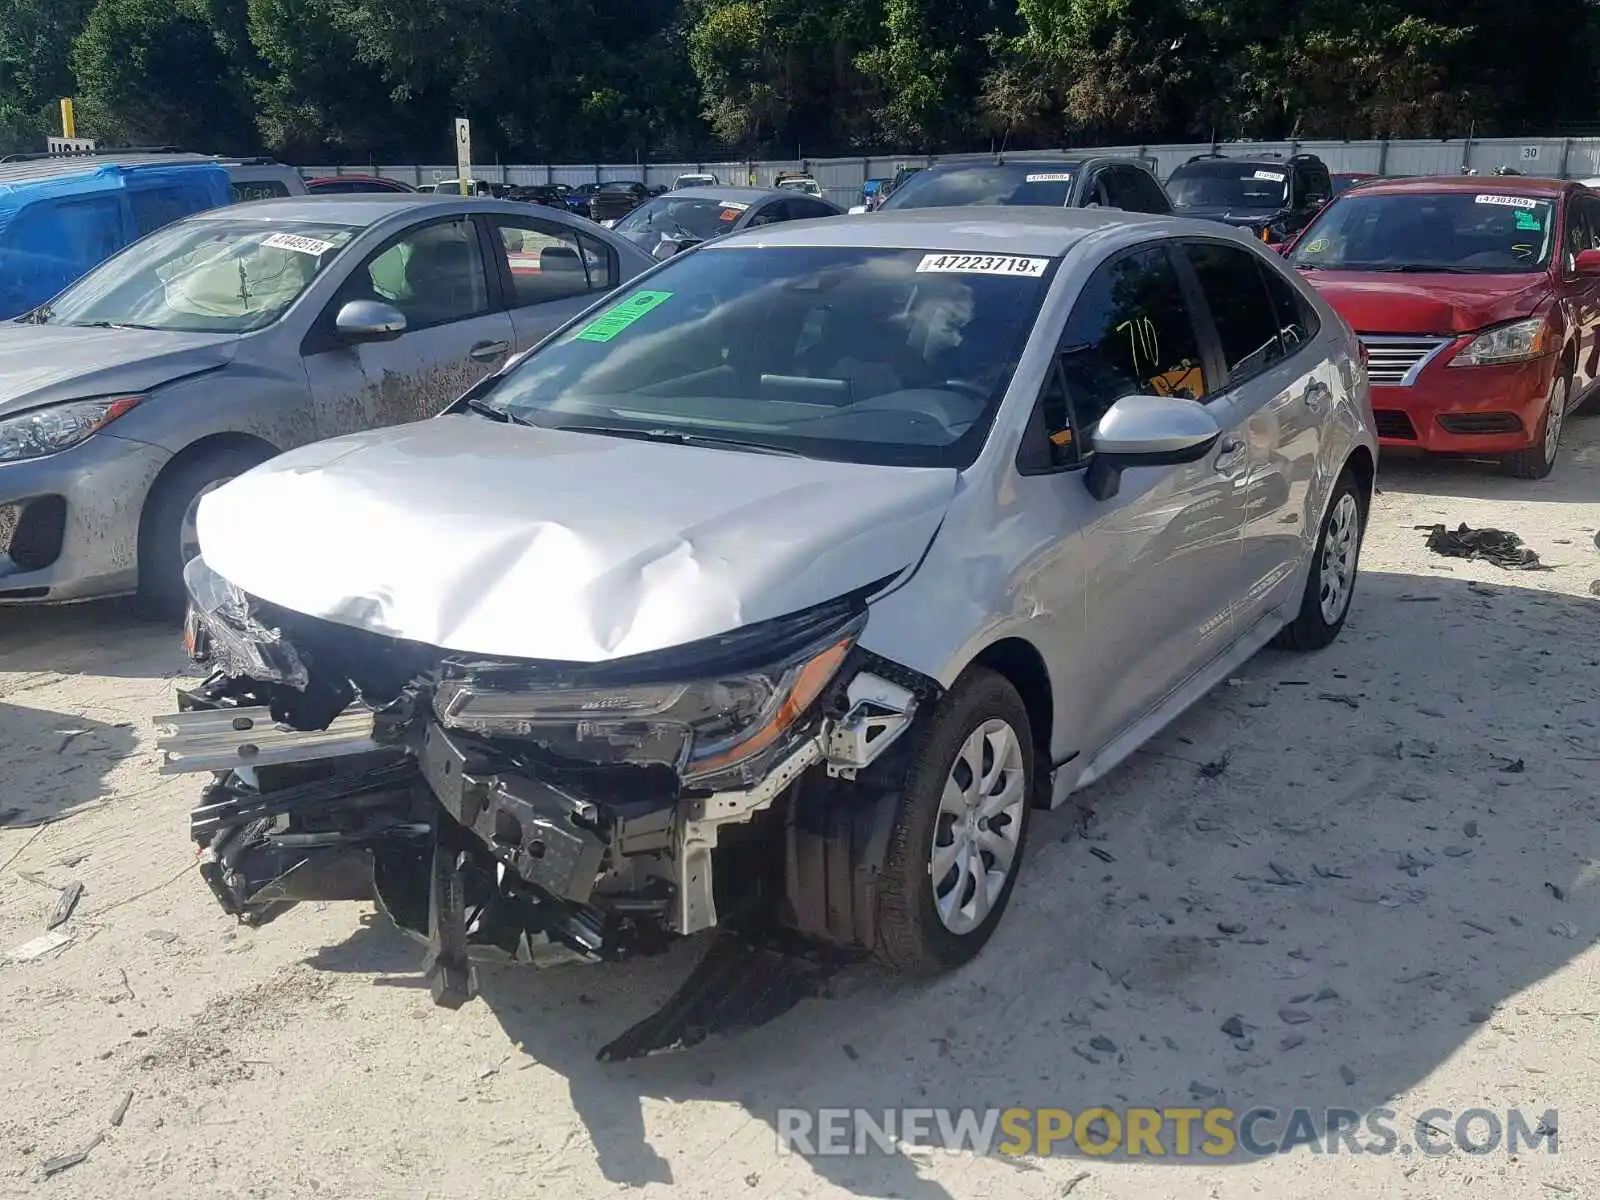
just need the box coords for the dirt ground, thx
[2,414,1597,1199]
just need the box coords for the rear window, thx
[615,196,751,240]
[1290,191,1557,274]
[880,166,1076,210]
[232,180,292,202]
[477,245,1057,468]
[1168,162,1288,210]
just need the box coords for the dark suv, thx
[1166,152,1333,244]
[877,156,1172,215]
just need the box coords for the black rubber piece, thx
[424,841,477,1010]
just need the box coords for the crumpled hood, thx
[0,323,237,416]
[197,415,959,662]
[1303,271,1553,335]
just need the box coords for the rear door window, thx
[493,217,610,307]
[1258,263,1322,354]
[1184,241,1287,383]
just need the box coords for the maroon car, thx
[305,175,415,194]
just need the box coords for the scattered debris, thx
[1217,922,1247,936]
[1546,882,1567,902]
[841,1044,859,1062]
[144,929,179,944]
[1188,1081,1220,1099]
[47,881,84,930]
[1312,864,1350,880]
[1290,992,1313,1004]
[1314,987,1339,1002]
[1198,754,1230,779]
[1317,693,1361,710]
[108,1090,133,1127]
[1397,594,1442,603]
[1550,921,1579,940]
[1062,1171,1092,1196]
[1220,1015,1247,1039]
[1397,851,1433,877]
[55,728,89,753]
[1418,523,1550,570]
[1089,847,1116,864]
[1071,1046,1101,1066]
[6,930,72,962]
[1280,1034,1306,1051]
[1468,1009,1492,1025]
[1089,1036,1117,1054]
[1233,1036,1256,1051]
[1267,862,1302,886]
[1338,1064,1357,1086]
[1464,821,1480,839]
[1279,1008,1313,1025]
[41,1132,103,1177]
[1463,920,1497,935]
[1499,757,1526,774]
[1443,845,1472,858]
[1162,1036,1179,1052]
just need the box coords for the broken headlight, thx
[433,603,865,788]
[183,555,310,690]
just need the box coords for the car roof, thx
[666,186,784,201]
[305,174,397,185]
[923,158,1088,173]
[713,206,1188,254]
[0,151,294,184]
[1342,174,1572,199]
[192,193,569,227]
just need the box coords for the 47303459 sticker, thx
[916,253,1049,277]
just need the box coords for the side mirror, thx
[1576,249,1600,277]
[335,299,406,344]
[1084,394,1222,502]
[848,204,868,214]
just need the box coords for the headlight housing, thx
[1449,317,1552,367]
[434,599,868,788]
[0,396,142,463]
[183,555,309,689]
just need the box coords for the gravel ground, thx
[1,412,1597,1199]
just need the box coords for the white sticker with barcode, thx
[1253,170,1286,182]
[916,253,1049,277]
[1475,194,1537,209]
[1025,172,1073,183]
[262,232,339,256]
[719,201,750,211]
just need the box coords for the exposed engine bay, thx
[161,556,937,1056]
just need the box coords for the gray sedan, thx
[610,186,842,259]
[0,194,653,613]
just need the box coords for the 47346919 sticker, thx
[916,253,1049,277]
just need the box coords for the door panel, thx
[1183,240,1318,630]
[1043,244,1248,750]
[1564,194,1600,395]
[306,215,514,439]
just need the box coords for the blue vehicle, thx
[0,157,232,319]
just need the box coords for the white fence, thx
[302,136,1600,208]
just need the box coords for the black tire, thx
[135,448,264,621]
[873,667,1035,974]
[1273,467,1366,653]
[1501,370,1569,480]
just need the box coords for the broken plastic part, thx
[153,704,384,774]
[183,555,309,689]
[824,672,917,778]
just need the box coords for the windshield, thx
[37,218,358,332]
[1167,162,1288,210]
[615,196,750,240]
[1290,191,1557,274]
[476,246,1055,468]
[880,166,1075,210]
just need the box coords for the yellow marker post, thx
[60,99,76,139]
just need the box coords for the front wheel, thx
[136,449,265,620]
[873,668,1035,973]
[1502,371,1568,480]
[1273,467,1366,652]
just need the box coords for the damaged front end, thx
[161,556,933,1048]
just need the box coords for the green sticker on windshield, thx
[575,290,674,342]
[1515,209,1542,231]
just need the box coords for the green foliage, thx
[0,0,1594,159]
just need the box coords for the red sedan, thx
[1287,175,1598,478]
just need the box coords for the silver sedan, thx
[0,194,654,613]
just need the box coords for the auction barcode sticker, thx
[1475,194,1537,209]
[262,232,340,256]
[917,253,1049,277]
[1025,173,1073,183]
[1253,170,1286,182]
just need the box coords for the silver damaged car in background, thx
[156,208,1376,1057]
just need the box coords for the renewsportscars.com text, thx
[776,1106,1558,1159]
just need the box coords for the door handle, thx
[1303,380,1331,412]
[469,340,511,362]
[1214,437,1248,474]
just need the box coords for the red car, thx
[1287,175,1598,477]
[304,174,415,194]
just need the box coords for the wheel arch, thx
[969,636,1055,807]
[135,433,280,570]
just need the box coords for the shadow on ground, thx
[1377,403,1600,505]
[303,571,1599,1196]
[0,701,137,828]
[0,599,186,681]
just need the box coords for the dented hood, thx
[197,414,958,662]
[0,323,237,415]
[1303,271,1553,335]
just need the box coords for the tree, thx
[0,0,95,153]
[72,0,259,151]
